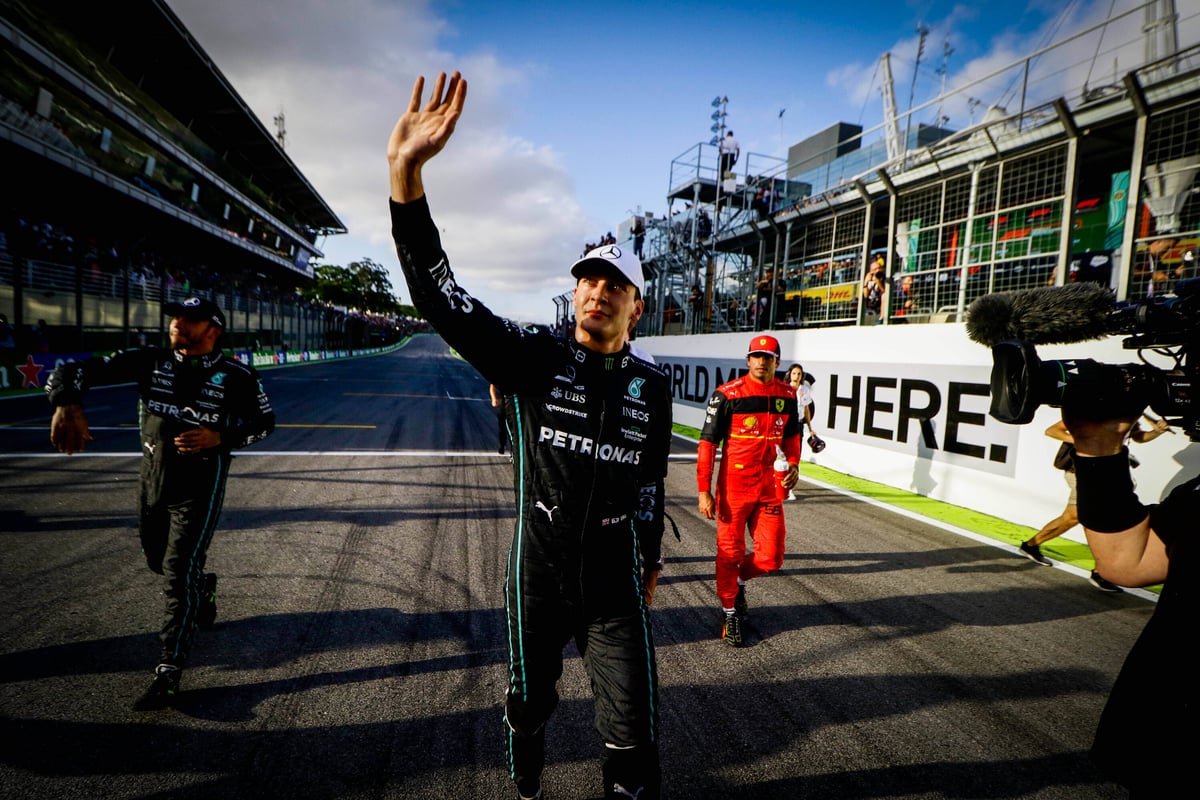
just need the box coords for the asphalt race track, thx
[0,335,1148,799]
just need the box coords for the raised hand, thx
[387,72,467,202]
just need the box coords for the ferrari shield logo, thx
[775,398,785,413]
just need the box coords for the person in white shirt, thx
[719,131,739,176]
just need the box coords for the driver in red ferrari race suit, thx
[697,334,801,646]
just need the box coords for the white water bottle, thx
[774,445,790,501]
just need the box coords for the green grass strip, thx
[674,421,1138,582]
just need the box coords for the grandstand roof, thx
[18,0,346,236]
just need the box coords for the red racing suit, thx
[697,375,801,607]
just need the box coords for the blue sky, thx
[166,0,1199,320]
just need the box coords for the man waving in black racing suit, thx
[47,297,274,710]
[388,72,672,800]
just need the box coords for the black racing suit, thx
[391,196,672,799]
[47,347,274,666]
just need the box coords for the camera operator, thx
[1067,409,1194,795]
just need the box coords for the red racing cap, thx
[748,334,780,358]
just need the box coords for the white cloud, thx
[167,0,586,322]
[825,61,876,110]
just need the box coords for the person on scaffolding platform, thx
[719,130,739,177]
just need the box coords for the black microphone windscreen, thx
[966,283,1113,346]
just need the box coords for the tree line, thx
[301,257,419,319]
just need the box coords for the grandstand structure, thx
[576,1,1200,339]
[0,0,370,363]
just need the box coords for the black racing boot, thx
[734,585,749,619]
[131,663,182,711]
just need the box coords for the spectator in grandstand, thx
[863,256,886,322]
[719,131,739,176]
[696,209,713,241]
[756,269,787,329]
[1140,237,1175,296]
[31,320,50,353]
[133,266,149,299]
[1173,248,1195,282]
[698,334,801,646]
[755,271,772,328]
[725,296,740,329]
[753,185,772,219]
[632,217,646,259]
[0,314,15,348]
[893,274,916,318]
[688,284,704,333]
[1017,417,1168,591]
[46,298,275,711]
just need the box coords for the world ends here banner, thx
[655,355,1019,477]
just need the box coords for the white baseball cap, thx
[570,244,645,297]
